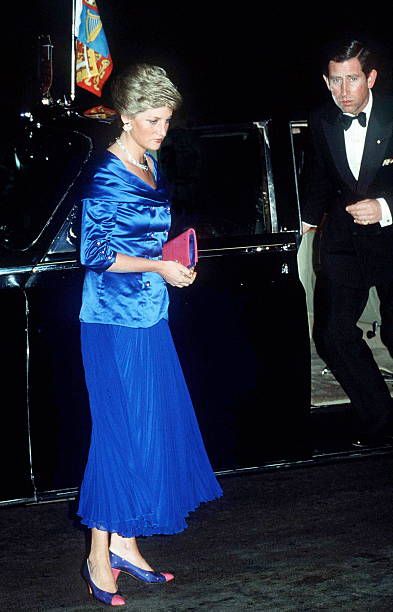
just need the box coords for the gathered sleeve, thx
[80,198,118,271]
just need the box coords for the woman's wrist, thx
[150,259,165,276]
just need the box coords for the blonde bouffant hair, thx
[111,63,182,117]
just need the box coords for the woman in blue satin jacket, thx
[77,64,223,606]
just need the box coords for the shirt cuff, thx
[378,198,392,227]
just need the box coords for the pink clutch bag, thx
[162,228,198,268]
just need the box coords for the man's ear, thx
[322,74,330,90]
[367,69,378,89]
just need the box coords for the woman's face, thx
[124,106,173,151]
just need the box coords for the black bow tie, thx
[340,111,367,130]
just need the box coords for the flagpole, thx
[70,0,76,101]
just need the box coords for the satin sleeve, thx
[80,198,118,271]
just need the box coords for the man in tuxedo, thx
[301,39,393,446]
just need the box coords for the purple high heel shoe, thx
[109,550,174,584]
[82,559,126,606]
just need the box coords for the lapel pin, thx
[377,139,381,144]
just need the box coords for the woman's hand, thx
[157,261,197,288]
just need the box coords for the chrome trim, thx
[215,446,393,476]
[200,130,252,139]
[290,120,308,130]
[25,487,79,505]
[289,119,308,232]
[254,121,278,232]
[32,260,79,273]
[199,242,297,258]
[0,487,79,507]
[0,266,34,276]
[23,289,38,503]
[0,497,37,507]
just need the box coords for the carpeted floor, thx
[311,343,393,407]
[1,452,393,611]
[310,323,393,407]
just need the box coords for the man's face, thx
[323,57,377,115]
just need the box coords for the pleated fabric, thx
[77,319,222,537]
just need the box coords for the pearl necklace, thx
[115,138,149,171]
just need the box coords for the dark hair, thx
[322,39,377,77]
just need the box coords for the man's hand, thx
[345,199,382,225]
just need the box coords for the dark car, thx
[0,105,310,505]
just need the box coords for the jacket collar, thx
[321,102,357,190]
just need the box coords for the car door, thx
[0,112,95,503]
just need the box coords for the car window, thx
[159,121,277,239]
[0,120,92,252]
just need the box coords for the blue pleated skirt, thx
[77,319,222,537]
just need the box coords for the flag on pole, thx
[74,0,113,97]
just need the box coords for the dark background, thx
[2,1,391,233]
[3,2,393,125]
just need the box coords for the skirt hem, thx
[77,491,223,538]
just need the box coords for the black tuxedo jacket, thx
[302,94,393,288]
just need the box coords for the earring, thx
[123,122,132,132]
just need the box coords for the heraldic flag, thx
[74,0,113,97]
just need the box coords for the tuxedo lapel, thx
[322,113,358,191]
[357,100,393,194]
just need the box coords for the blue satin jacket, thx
[79,151,171,328]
